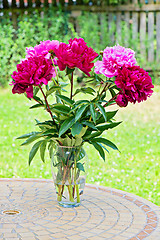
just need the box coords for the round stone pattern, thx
[0,178,159,240]
[0,202,49,223]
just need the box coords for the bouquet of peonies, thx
[10,38,154,205]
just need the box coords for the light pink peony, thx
[26,40,59,59]
[11,56,55,98]
[94,45,137,77]
[115,66,154,107]
[54,38,98,76]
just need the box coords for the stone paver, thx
[0,178,160,240]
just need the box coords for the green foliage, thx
[77,12,160,85]
[10,64,120,165]
[0,87,160,205]
[0,9,77,87]
[1,10,159,86]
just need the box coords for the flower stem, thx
[57,184,62,201]
[103,93,119,108]
[51,57,59,85]
[67,185,74,202]
[70,72,74,100]
[99,81,111,97]
[38,85,56,124]
[74,147,81,203]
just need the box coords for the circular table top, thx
[0,178,159,240]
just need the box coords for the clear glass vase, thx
[51,145,88,208]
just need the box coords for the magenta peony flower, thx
[116,93,128,107]
[26,40,59,59]
[94,45,137,77]
[11,56,55,98]
[115,66,154,106]
[54,38,98,76]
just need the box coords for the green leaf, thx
[35,119,47,130]
[92,137,119,151]
[30,104,44,109]
[96,110,118,125]
[71,122,83,136]
[40,141,47,163]
[48,140,54,150]
[49,143,54,159]
[96,103,107,121]
[58,137,72,146]
[29,140,42,165]
[90,141,105,161]
[17,132,39,139]
[77,147,85,161]
[90,103,96,124]
[99,143,109,153]
[74,136,83,146]
[75,104,88,122]
[74,87,96,96]
[75,100,90,106]
[69,100,89,113]
[66,67,75,75]
[95,74,104,83]
[109,88,117,98]
[33,95,43,104]
[51,104,71,115]
[36,120,55,127]
[35,119,41,124]
[107,110,118,121]
[81,121,97,130]
[57,94,74,106]
[33,86,40,96]
[59,116,75,137]
[110,85,121,91]
[36,120,57,130]
[21,134,42,146]
[101,92,106,101]
[45,84,49,91]
[96,122,122,131]
[46,86,61,97]
[76,127,87,138]
[77,162,85,172]
[83,131,102,140]
[41,129,58,136]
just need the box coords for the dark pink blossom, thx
[54,38,98,76]
[26,40,59,59]
[10,56,55,98]
[94,45,137,77]
[116,94,128,107]
[115,66,154,106]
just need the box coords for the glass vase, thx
[51,145,88,208]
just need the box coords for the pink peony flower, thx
[54,38,98,76]
[115,66,154,106]
[94,45,137,77]
[11,56,55,98]
[26,40,59,59]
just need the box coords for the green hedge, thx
[0,9,77,87]
[0,9,159,87]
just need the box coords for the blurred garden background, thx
[0,0,160,205]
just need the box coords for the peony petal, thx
[26,85,33,98]
[39,77,48,85]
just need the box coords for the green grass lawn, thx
[0,86,160,205]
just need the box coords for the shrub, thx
[0,9,77,87]
[0,9,159,86]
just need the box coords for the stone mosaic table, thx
[0,178,160,240]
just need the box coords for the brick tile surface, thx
[0,178,160,240]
